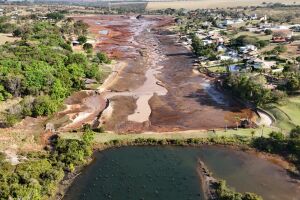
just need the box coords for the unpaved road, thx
[72,15,254,133]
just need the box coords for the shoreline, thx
[56,139,299,199]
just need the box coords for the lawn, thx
[208,66,227,73]
[264,96,300,132]
[232,31,272,41]
[61,127,277,144]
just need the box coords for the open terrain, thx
[146,0,300,10]
[71,15,255,133]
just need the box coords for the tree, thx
[95,52,111,64]
[286,75,300,91]
[74,20,89,36]
[0,84,11,101]
[290,126,300,139]
[231,35,258,47]
[264,29,272,35]
[269,131,284,140]
[82,130,95,145]
[77,35,87,45]
[32,95,59,117]
[83,43,93,52]
[50,79,69,100]
[12,28,22,37]
[46,12,65,21]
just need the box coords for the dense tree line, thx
[0,130,95,200]
[0,21,109,126]
[223,74,286,106]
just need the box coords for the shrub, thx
[77,35,87,44]
[32,95,59,117]
[83,43,93,52]
[95,52,111,64]
[264,29,272,35]
[290,126,300,139]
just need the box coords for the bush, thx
[269,131,285,140]
[4,113,21,127]
[83,43,93,52]
[94,52,111,64]
[32,95,59,117]
[12,28,22,37]
[46,12,65,21]
[290,126,300,139]
[264,29,272,35]
[77,35,87,44]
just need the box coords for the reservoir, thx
[63,146,300,200]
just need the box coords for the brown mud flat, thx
[70,15,254,133]
[149,32,254,131]
[51,90,107,132]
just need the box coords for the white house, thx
[239,45,258,53]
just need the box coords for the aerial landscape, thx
[0,0,300,199]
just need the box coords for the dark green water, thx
[63,146,300,200]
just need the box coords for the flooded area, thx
[63,146,300,200]
[69,15,254,132]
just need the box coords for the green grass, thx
[61,127,277,144]
[264,96,300,132]
[208,66,227,73]
[231,31,272,41]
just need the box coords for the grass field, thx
[146,0,299,10]
[264,97,300,132]
[208,66,227,73]
[232,31,272,41]
[61,126,278,144]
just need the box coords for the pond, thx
[63,146,300,200]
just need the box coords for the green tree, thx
[32,95,59,117]
[95,52,111,64]
[46,12,65,21]
[264,29,272,35]
[83,43,93,52]
[269,131,284,140]
[77,35,87,45]
[50,79,69,100]
[290,126,300,139]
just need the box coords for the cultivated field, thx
[146,0,299,10]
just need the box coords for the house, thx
[239,45,258,54]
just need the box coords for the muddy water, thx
[63,146,300,200]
